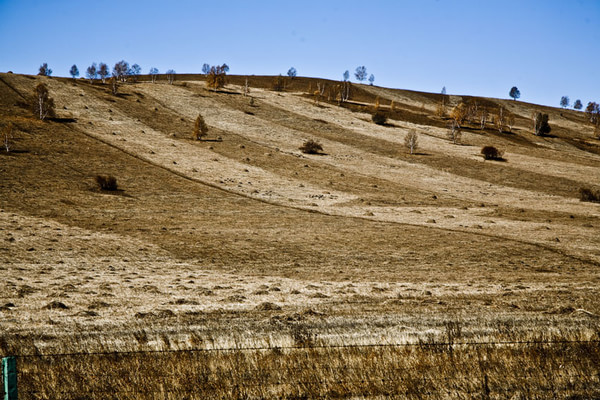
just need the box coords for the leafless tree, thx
[495,107,506,133]
[113,60,130,82]
[202,63,210,75]
[2,123,14,152]
[243,78,250,96]
[166,69,176,85]
[149,67,159,83]
[86,63,97,83]
[98,63,109,83]
[450,102,468,127]
[404,129,419,154]
[447,120,462,144]
[193,114,208,140]
[109,76,118,95]
[478,107,488,130]
[130,64,141,82]
[33,83,55,120]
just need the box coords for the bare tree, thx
[38,63,52,76]
[166,69,176,85]
[33,83,55,120]
[202,63,210,75]
[98,63,109,83]
[130,64,141,82]
[113,60,130,82]
[149,67,159,83]
[447,120,462,144]
[404,129,419,154]
[506,114,515,133]
[86,63,97,83]
[69,65,79,80]
[243,78,250,96]
[193,114,208,140]
[2,123,14,152]
[494,107,506,133]
[478,106,488,130]
[368,74,375,86]
[450,102,468,127]
[109,75,118,95]
[354,66,367,82]
[339,81,351,103]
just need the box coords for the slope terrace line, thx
[61,120,600,269]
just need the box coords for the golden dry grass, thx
[1,72,600,398]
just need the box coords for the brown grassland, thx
[0,72,599,398]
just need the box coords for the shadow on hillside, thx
[49,117,77,123]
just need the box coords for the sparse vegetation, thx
[579,187,600,203]
[193,114,208,140]
[481,145,504,161]
[95,175,118,191]
[299,139,323,154]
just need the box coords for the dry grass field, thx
[1,72,599,398]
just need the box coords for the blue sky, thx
[1,0,598,107]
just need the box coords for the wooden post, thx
[2,357,17,400]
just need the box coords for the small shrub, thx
[579,187,600,203]
[372,112,387,125]
[95,175,118,191]
[299,139,323,154]
[481,146,504,161]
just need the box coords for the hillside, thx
[1,72,600,397]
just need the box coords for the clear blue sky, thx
[1,0,598,107]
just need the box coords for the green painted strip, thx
[2,357,17,400]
